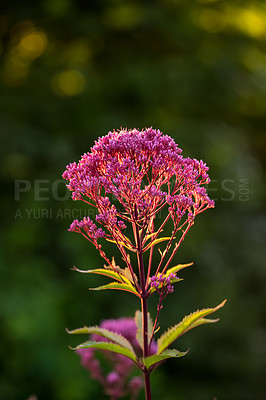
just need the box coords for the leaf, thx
[109,257,137,285]
[144,232,158,241]
[143,231,159,245]
[114,266,138,285]
[143,237,172,252]
[164,262,193,277]
[73,267,126,283]
[67,326,135,355]
[157,300,227,354]
[135,310,154,350]
[72,340,137,363]
[142,348,188,370]
[170,277,183,284]
[106,238,136,252]
[185,318,220,333]
[90,281,140,297]
[73,262,137,286]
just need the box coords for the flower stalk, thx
[134,205,152,399]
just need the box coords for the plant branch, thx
[160,221,194,276]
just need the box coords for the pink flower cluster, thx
[63,127,214,250]
[76,317,156,399]
[69,217,105,241]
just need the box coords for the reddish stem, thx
[134,205,152,400]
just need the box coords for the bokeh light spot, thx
[225,6,266,38]
[18,30,47,59]
[2,50,29,86]
[235,8,266,38]
[2,23,47,86]
[52,69,85,97]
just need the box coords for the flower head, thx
[63,127,214,233]
[63,127,215,291]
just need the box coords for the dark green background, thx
[1,1,266,399]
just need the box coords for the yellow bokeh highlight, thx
[225,6,266,38]
[18,30,47,59]
[2,48,30,86]
[2,23,48,86]
[196,5,266,38]
[198,9,226,33]
[52,69,86,97]
[3,61,28,86]
[234,8,266,38]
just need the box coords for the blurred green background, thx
[1,0,266,399]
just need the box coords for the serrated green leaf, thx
[73,267,126,283]
[185,318,220,333]
[157,300,226,354]
[143,237,172,252]
[73,340,137,363]
[142,348,188,370]
[67,326,135,355]
[164,262,193,277]
[90,281,140,297]
[135,310,154,350]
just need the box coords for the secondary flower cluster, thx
[150,273,176,295]
[69,217,105,241]
[76,317,156,400]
